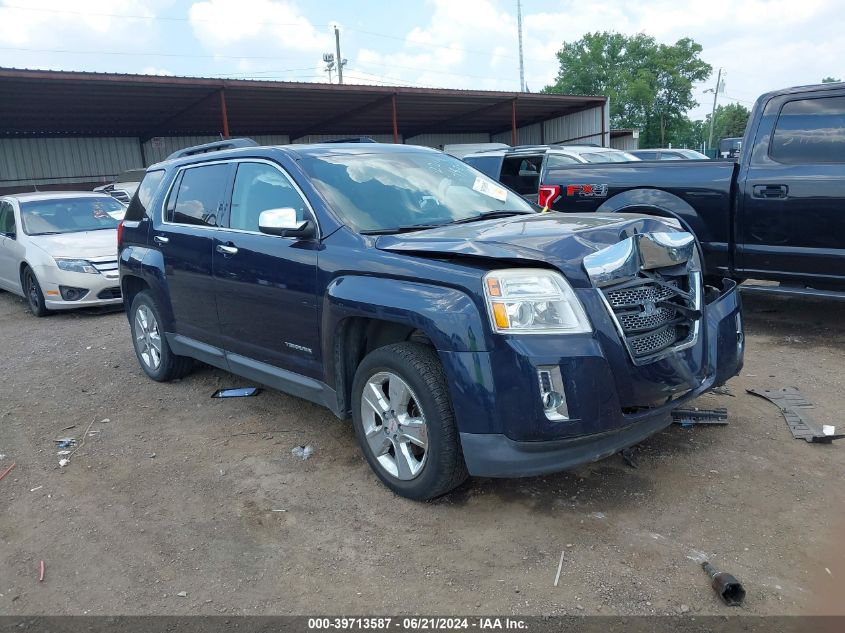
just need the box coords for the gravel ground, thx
[0,289,843,616]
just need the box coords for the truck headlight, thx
[483,269,592,334]
[54,258,98,274]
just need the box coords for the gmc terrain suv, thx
[118,139,744,500]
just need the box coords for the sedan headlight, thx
[483,269,592,334]
[54,258,98,274]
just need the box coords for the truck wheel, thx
[22,266,50,317]
[129,291,193,382]
[351,342,468,500]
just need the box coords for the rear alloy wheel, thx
[23,267,49,317]
[129,291,193,382]
[352,342,468,500]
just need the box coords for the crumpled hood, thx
[29,230,118,259]
[375,213,679,286]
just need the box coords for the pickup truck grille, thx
[600,273,701,364]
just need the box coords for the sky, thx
[0,0,842,121]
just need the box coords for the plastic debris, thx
[212,387,261,398]
[291,445,314,460]
[553,550,565,587]
[0,463,16,482]
[702,561,746,606]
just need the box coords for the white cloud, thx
[189,0,331,53]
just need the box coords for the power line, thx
[0,2,550,64]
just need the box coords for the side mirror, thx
[258,208,314,238]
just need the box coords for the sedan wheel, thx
[134,304,162,371]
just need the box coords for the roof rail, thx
[166,138,259,160]
[322,136,379,144]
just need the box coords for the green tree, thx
[822,76,841,83]
[705,103,751,143]
[543,31,711,147]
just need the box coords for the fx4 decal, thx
[565,184,609,198]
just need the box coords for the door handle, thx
[752,184,788,199]
[153,235,169,245]
[216,244,238,255]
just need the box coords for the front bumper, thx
[447,280,743,478]
[33,265,123,310]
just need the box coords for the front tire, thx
[129,291,193,382]
[22,266,50,317]
[351,342,468,500]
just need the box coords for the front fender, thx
[322,275,489,354]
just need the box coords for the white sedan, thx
[0,192,126,316]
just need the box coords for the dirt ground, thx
[0,288,843,617]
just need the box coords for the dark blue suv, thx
[118,139,744,500]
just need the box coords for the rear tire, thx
[129,290,193,382]
[22,266,50,317]
[351,342,468,501]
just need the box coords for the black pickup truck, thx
[466,83,845,298]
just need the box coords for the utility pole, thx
[334,26,343,85]
[707,67,723,151]
[517,0,525,92]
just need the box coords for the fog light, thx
[537,366,569,421]
[59,286,89,301]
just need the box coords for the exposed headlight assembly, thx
[54,258,98,274]
[483,269,592,334]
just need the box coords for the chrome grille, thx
[618,306,677,332]
[629,325,678,357]
[89,256,119,280]
[600,274,701,363]
[605,282,677,309]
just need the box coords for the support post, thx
[219,89,230,139]
[511,99,518,146]
[392,93,399,144]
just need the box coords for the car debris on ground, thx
[671,407,729,427]
[291,445,315,460]
[748,387,843,443]
[211,387,261,398]
[701,561,746,606]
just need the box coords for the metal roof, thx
[0,68,607,141]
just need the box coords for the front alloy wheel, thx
[351,342,468,500]
[361,371,429,480]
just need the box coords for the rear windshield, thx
[20,197,123,236]
[300,150,534,232]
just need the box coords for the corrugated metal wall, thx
[491,105,608,147]
[141,134,291,165]
[0,137,142,188]
[610,134,639,151]
[403,132,490,148]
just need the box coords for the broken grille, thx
[601,273,701,363]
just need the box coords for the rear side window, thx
[166,164,229,227]
[124,169,165,221]
[771,96,845,164]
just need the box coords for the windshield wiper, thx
[360,223,444,235]
[446,210,534,225]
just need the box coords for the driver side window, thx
[229,162,308,232]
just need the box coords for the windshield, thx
[579,151,639,163]
[300,150,534,232]
[20,197,123,236]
